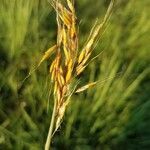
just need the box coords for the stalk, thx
[45,99,57,150]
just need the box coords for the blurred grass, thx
[0,0,150,149]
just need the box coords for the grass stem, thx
[45,98,57,150]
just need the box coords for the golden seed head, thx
[38,0,115,137]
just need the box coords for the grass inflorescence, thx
[36,0,116,149]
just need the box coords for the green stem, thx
[45,99,57,150]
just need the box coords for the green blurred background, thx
[0,0,150,149]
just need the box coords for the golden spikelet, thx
[49,60,56,73]
[57,73,65,87]
[54,82,58,95]
[59,66,63,75]
[55,1,72,28]
[76,65,86,76]
[38,45,57,67]
[55,99,69,133]
[66,67,72,83]
[75,82,97,93]
[62,26,67,45]
[51,70,55,81]
[60,75,65,85]
[80,51,92,66]
[78,50,85,64]
[68,58,73,69]
[67,0,74,12]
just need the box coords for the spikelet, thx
[38,45,57,67]
[80,51,92,66]
[62,26,70,62]
[54,82,58,95]
[60,75,65,85]
[56,88,61,102]
[54,1,72,28]
[65,59,73,82]
[62,85,67,96]
[76,65,86,76]
[78,50,85,64]
[66,68,72,83]
[70,23,76,39]
[75,82,97,93]
[67,0,74,12]
[55,99,69,134]
[68,58,73,70]
[49,60,56,73]
[59,65,63,75]
[62,26,67,46]
[57,72,65,87]
[57,27,63,47]
[51,69,56,81]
